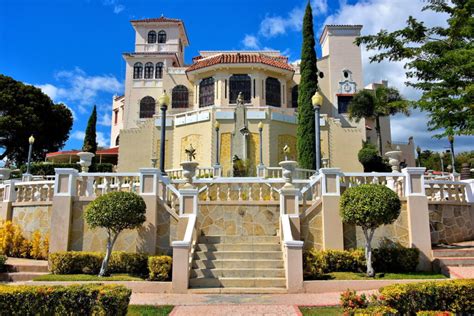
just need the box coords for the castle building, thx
[111,17,415,174]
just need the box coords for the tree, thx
[297,2,318,169]
[82,105,97,154]
[0,74,73,165]
[349,86,409,155]
[355,0,473,137]
[84,192,146,276]
[358,142,391,172]
[340,184,401,277]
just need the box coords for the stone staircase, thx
[433,246,474,277]
[0,258,49,282]
[189,235,286,291]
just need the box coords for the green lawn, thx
[33,274,145,282]
[299,306,343,315]
[314,271,446,280]
[127,305,174,316]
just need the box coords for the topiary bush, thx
[358,142,391,172]
[19,162,114,175]
[380,279,474,314]
[84,192,146,276]
[323,249,366,272]
[148,256,173,281]
[340,184,401,277]
[0,284,131,315]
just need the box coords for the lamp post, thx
[158,92,170,175]
[448,135,455,173]
[416,146,421,167]
[258,121,264,167]
[25,135,35,176]
[215,121,220,166]
[312,90,323,171]
[439,152,445,175]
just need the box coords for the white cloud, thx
[98,112,111,127]
[35,83,64,100]
[71,130,108,147]
[71,130,85,142]
[242,35,260,50]
[113,4,124,14]
[102,0,125,14]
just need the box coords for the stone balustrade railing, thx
[340,172,406,198]
[300,174,322,203]
[76,172,141,197]
[264,167,317,180]
[15,180,54,202]
[425,180,469,203]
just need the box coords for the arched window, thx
[172,85,189,108]
[266,77,281,107]
[144,62,154,79]
[199,77,214,107]
[291,85,299,108]
[229,74,251,104]
[115,135,120,146]
[147,30,156,44]
[133,62,143,79]
[158,30,166,43]
[155,62,164,79]
[139,96,156,118]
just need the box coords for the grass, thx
[127,305,174,316]
[314,271,447,280]
[33,274,145,282]
[299,306,343,316]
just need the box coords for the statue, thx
[283,144,290,161]
[236,92,244,105]
[185,144,196,161]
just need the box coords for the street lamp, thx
[214,121,220,166]
[258,121,264,167]
[158,92,170,175]
[25,135,35,176]
[312,90,323,171]
[416,146,421,167]
[439,152,445,174]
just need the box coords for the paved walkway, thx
[131,291,375,315]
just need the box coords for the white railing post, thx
[50,168,78,253]
[0,180,18,221]
[402,167,432,271]
[139,168,161,254]
[320,168,344,250]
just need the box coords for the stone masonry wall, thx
[429,203,474,244]
[300,203,323,250]
[11,204,52,239]
[198,202,280,237]
[343,200,409,249]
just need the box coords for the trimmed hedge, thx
[0,255,6,272]
[303,245,419,279]
[353,305,398,315]
[19,162,113,175]
[49,251,172,280]
[148,256,172,281]
[380,280,474,314]
[0,284,131,315]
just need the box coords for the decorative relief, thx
[180,135,202,163]
[278,135,297,161]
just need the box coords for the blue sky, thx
[0,0,472,153]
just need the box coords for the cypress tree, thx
[297,2,318,169]
[82,105,98,154]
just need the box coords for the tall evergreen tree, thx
[82,105,97,153]
[297,2,318,169]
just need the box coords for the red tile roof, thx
[46,147,118,158]
[130,17,182,23]
[186,53,294,73]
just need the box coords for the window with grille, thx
[158,30,166,43]
[139,96,156,118]
[147,31,156,44]
[265,77,281,107]
[199,77,214,107]
[172,85,189,108]
[155,62,164,79]
[229,74,251,104]
[133,62,143,79]
[144,62,154,79]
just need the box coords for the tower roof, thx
[130,16,189,46]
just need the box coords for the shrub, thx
[380,279,474,314]
[340,184,401,277]
[358,143,391,172]
[0,255,6,272]
[84,191,146,276]
[353,305,398,315]
[303,249,327,279]
[148,256,173,281]
[416,312,454,316]
[323,249,365,273]
[0,221,48,260]
[0,284,131,315]
[49,251,151,276]
[340,289,370,311]
[373,240,419,272]
[19,162,113,175]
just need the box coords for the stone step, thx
[188,287,288,294]
[434,257,474,267]
[5,264,49,273]
[191,268,285,278]
[193,251,283,260]
[192,259,284,269]
[195,243,281,252]
[197,235,280,244]
[433,249,474,258]
[189,277,286,288]
[0,272,47,282]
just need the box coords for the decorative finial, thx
[185,144,196,161]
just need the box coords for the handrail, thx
[172,214,196,248]
[281,214,304,247]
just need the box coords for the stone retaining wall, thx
[429,203,474,244]
[11,204,52,239]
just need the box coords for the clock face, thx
[344,83,352,92]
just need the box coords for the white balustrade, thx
[425,180,468,203]
[15,181,54,202]
[76,173,140,197]
[340,172,405,198]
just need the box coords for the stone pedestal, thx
[320,168,344,250]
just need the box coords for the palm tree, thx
[349,86,409,155]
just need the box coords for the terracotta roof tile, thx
[130,16,182,23]
[186,53,294,72]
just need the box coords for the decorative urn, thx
[279,160,297,187]
[384,148,403,172]
[77,152,95,172]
